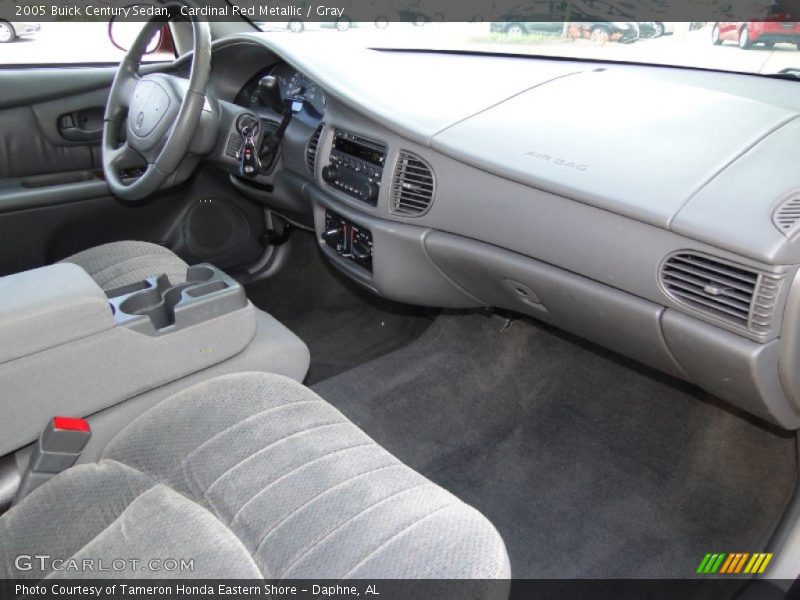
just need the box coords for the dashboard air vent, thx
[390,151,435,216]
[660,252,782,335]
[773,195,800,235]
[306,124,323,174]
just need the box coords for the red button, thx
[52,417,91,433]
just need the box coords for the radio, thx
[322,129,387,206]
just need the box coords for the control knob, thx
[322,164,337,184]
[352,241,371,262]
[363,182,379,204]
[322,227,341,244]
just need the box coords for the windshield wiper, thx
[764,68,800,81]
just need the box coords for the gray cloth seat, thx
[0,372,510,580]
[60,240,189,292]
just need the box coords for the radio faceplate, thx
[322,129,387,206]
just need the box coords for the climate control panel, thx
[322,210,373,271]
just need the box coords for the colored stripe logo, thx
[697,552,773,574]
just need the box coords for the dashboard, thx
[197,33,800,431]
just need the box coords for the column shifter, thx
[258,75,293,172]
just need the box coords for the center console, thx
[0,263,258,457]
[108,265,245,335]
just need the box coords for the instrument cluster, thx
[236,63,326,115]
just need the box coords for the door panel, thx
[0,105,96,178]
[0,67,118,111]
[0,66,266,277]
[0,68,112,179]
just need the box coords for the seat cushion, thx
[61,241,188,292]
[1,373,510,580]
[0,461,260,580]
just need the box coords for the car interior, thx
[2,11,800,589]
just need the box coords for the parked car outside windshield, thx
[252,19,800,77]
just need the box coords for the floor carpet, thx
[246,231,433,385]
[312,312,797,578]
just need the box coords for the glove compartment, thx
[425,230,800,429]
[424,231,686,379]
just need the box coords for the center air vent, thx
[660,252,782,335]
[306,123,323,175]
[390,151,435,216]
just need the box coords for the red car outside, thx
[712,7,800,49]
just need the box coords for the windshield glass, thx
[255,19,800,77]
[2,0,797,77]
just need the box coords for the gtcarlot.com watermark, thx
[14,554,194,573]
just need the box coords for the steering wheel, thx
[103,8,211,201]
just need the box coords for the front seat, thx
[60,240,189,293]
[0,373,510,581]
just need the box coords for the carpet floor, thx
[246,231,433,385]
[312,312,797,578]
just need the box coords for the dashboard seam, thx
[667,113,800,230]
[430,70,585,140]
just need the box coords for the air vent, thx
[225,133,243,158]
[660,252,782,335]
[390,151,435,216]
[306,123,323,174]
[773,195,800,235]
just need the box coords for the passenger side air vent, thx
[306,124,323,175]
[660,252,782,335]
[773,195,800,235]
[390,151,435,216]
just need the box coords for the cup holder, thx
[186,265,215,284]
[106,279,152,299]
[119,275,188,330]
[187,281,228,297]
[112,264,241,333]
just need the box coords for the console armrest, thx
[0,264,114,364]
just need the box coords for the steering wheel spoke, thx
[106,140,141,169]
[116,70,140,110]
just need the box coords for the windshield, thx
[255,20,800,77]
[2,0,798,78]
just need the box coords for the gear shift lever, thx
[258,75,284,109]
[258,75,293,171]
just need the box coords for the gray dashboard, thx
[206,32,800,429]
